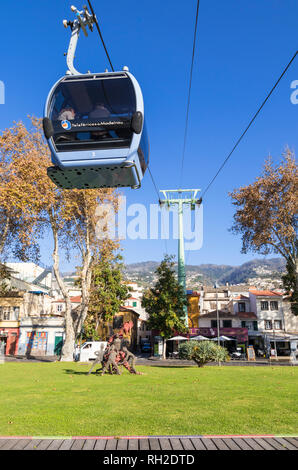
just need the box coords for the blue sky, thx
[0,0,297,271]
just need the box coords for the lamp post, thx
[214,281,220,365]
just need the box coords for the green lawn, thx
[0,362,297,436]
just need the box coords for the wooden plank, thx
[201,438,217,450]
[231,438,253,450]
[117,439,128,450]
[149,438,160,450]
[283,438,298,449]
[58,439,74,450]
[105,439,118,450]
[180,438,195,450]
[139,439,150,450]
[23,440,42,450]
[211,438,229,450]
[263,438,287,451]
[0,440,10,450]
[242,438,264,451]
[169,438,183,450]
[1,439,24,450]
[190,438,207,451]
[128,439,139,451]
[253,438,276,450]
[94,439,107,450]
[222,438,241,450]
[273,437,297,450]
[71,439,86,450]
[8,439,31,450]
[35,439,54,450]
[159,438,171,450]
[82,439,96,450]
[47,440,64,450]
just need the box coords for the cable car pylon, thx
[159,189,201,327]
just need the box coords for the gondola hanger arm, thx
[63,5,95,75]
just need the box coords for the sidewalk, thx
[2,355,297,366]
[0,435,297,450]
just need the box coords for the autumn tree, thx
[141,255,188,359]
[0,121,45,261]
[229,150,298,314]
[0,118,120,360]
[83,254,130,340]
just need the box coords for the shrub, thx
[178,340,229,367]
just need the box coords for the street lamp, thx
[214,281,221,366]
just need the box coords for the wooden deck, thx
[0,436,297,451]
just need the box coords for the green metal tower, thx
[159,189,201,327]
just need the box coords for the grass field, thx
[0,362,297,436]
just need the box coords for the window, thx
[274,320,282,330]
[113,315,124,330]
[3,308,10,321]
[238,302,246,312]
[13,307,20,319]
[242,321,254,331]
[253,321,258,331]
[57,304,63,312]
[223,320,232,328]
[132,301,137,307]
[261,301,269,311]
[265,320,272,330]
[50,76,136,152]
[270,301,278,311]
[211,320,218,328]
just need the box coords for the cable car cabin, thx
[43,71,149,189]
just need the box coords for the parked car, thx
[75,341,107,362]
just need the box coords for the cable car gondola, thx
[43,5,149,190]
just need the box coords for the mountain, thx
[123,258,286,289]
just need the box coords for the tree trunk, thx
[73,208,93,337]
[162,338,167,360]
[0,215,9,255]
[51,220,74,362]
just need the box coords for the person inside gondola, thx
[58,106,76,121]
[89,102,110,119]
[89,102,111,141]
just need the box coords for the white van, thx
[76,341,107,362]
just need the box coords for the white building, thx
[51,296,82,315]
[5,262,52,293]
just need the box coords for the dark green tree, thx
[83,255,130,340]
[141,255,188,359]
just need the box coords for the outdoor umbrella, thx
[191,335,209,341]
[167,336,188,341]
[211,336,232,342]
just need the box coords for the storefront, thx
[263,333,298,357]
[0,327,20,355]
[18,317,65,356]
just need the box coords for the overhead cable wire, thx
[200,50,298,201]
[180,0,201,188]
[87,0,115,71]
